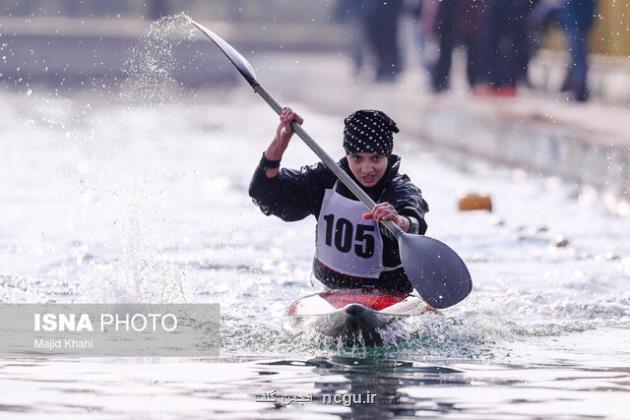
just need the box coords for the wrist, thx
[396,215,410,232]
[260,152,281,171]
[265,140,287,161]
[263,150,282,162]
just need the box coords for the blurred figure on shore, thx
[149,0,169,20]
[415,0,438,73]
[517,0,543,87]
[428,0,484,93]
[362,0,404,82]
[526,0,559,84]
[560,0,597,101]
[475,0,531,97]
[335,0,366,75]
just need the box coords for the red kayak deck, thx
[304,289,406,312]
[284,289,434,346]
[287,288,431,317]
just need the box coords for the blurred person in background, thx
[415,0,439,74]
[516,0,543,87]
[428,0,484,93]
[335,0,367,76]
[362,0,405,82]
[526,0,561,84]
[560,0,597,101]
[149,0,169,20]
[474,0,530,96]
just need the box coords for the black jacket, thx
[248,154,429,292]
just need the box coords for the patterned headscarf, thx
[343,109,399,156]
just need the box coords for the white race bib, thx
[316,184,384,278]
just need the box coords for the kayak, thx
[284,288,434,346]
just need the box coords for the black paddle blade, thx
[189,19,258,87]
[398,233,472,309]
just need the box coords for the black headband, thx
[343,109,399,156]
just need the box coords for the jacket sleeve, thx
[383,174,429,235]
[248,156,327,222]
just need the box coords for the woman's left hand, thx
[363,202,409,231]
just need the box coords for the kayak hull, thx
[284,289,432,346]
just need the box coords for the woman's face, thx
[347,152,388,187]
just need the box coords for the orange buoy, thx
[458,193,493,212]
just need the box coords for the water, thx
[2,18,630,419]
[1,85,629,418]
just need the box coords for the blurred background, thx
[1,0,629,214]
[2,0,629,97]
[1,0,629,96]
[0,0,629,205]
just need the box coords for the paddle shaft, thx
[253,83,404,239]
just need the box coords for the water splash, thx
[67,14,206,304]
[121,13,196,105]
[78,186,196,304]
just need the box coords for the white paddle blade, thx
[189,19,258,86]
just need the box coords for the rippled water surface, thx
[1,85,630,419]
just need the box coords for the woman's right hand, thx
[275,107,304,144]
[264,107,304,167]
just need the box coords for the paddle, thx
[189,19,472,309]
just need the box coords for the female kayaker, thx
[249,108,429,293]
